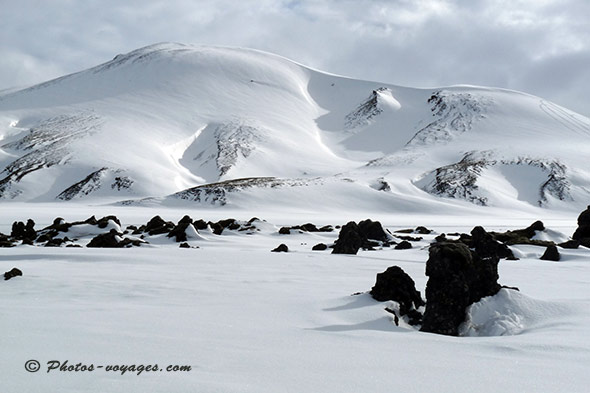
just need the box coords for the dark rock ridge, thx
[332,219,391,255]
[371,266,424,325]
[420,242,502,336]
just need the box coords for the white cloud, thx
[1,0,588,116]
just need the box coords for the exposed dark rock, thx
[312,243,328,251]
[44,238,64,247]
[0,233,16,248]
[358,219,389,242]
[332,219,391,255]
[420,242,501,336]
[394,241,412,250]
[193,219,208,230]
[96,215,121,229]
[470,226,515,260]
[145,216,175,235]
[167,216,195,242]
[491,221,552,246]
[540,245,560,261]
[36,230,58,243]
[415,226,433,234]
[395,229,414,234]
[11,219,36,242]
[297,223,319,232]
[435,233,447,242]
[394,235,423,242]
[332,222,363,255]
[278,223,333,234]
[208,218,240,235]
[271,244,289,252]
[179,242,191,248]
[371,266,424,325]
[573,205,590,243]
[4,267,22,280]
[83,215,98,225]
[42,217,72,232]
[558,240,580,249]
[87,229,141,248]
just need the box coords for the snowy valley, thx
[1,43,590,393]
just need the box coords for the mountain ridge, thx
[1,42,589,212]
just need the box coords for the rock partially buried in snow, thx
[312,243,328,251]
[332,219,389,255]
[371,266,424,325]
[573,205,590,247]
[271,244,289,253]
[11,219,36,244]
[420,242,501,336]
[87,229,142,248]
[4,267,23,280]
[394,241,412,250]
[540,245,560,261]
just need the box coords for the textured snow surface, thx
[1,206,590,393]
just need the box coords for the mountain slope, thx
[1,42,589,211]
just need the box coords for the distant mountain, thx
[1,42,589,211]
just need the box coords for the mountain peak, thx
[0,43,589,212]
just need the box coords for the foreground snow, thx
[1,206,589,392]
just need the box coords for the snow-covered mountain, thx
[1,42,589,211]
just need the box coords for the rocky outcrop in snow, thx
[416,151,572,206]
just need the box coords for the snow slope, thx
[1,211,589,393]
[0,43,589,212]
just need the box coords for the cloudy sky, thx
[2,0,589,116]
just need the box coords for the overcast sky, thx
[2,0,589,116]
